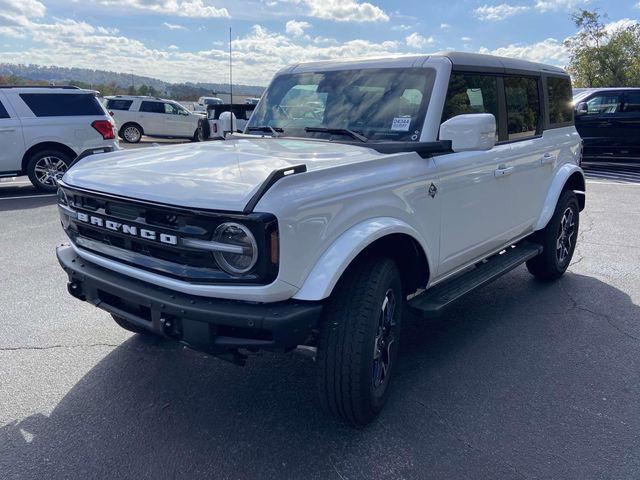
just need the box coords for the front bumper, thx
[57,245,322,354]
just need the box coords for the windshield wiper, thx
[247,125,284,137]
[304,127,368,143]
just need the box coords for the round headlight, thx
[213,222,258,275]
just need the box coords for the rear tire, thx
[317,257,403,426]
[26,149,72,192]
[526,190,580,281]
[120,123,142,143]
[111,314,152,335]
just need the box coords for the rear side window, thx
[442,73,500,140]
[106,99,133,111]
[19,93,103,117]
[623,92,640,113]
[505,77,541,140]
[139,101,165,113]
[0,100,9,119]
[547,76,573,125]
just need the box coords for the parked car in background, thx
[193,96,224,113]
[57,52,585,425]
[244,97,261,105]
[105,95,205,143]
[0,86,118,191]
[574,88,640,162]
[202,103,255,139]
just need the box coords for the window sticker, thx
[391,117,411,131]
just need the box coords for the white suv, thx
[105,96,205,143]
[0,86,118,191]
[57,53,585,425]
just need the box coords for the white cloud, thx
[440,23,451,30]
[96,0,229,18]
[479,38,569,65]
[285,19,311,36]
[534,0,589,12]
[0,0,45,28]
[461,36,472,42]
[474,3,529,21]
[405,32,435,49]
[163,22,187,30]
[605,18,638,34]
[289,0,389,22]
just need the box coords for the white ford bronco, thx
[56,53,585,426]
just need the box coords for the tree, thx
[566,9,640,87]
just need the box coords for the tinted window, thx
[139,101,165,113]
[20,93,103,117]
[505,77,541,140]
[585,93,621,115]
[106,99,133,111]
[623,92,640,113]
[0,100,9,119]
[547,76,573,125]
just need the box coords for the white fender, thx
[535,164,585,231]
[292,217,432,301]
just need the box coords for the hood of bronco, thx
[63,137,383,212]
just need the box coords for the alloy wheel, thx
[33,156,67,188]
[124,126,141,142]
[372,289,397,391]
[556,207,576,264]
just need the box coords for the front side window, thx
[139,101,165,113]
[0,100,9,119]
[547,76,573,125]
[248,68,436,142]
[442,73,500,139]
[20,93,104,117]
[505,77,541,140]
[584,94,621,115]
[164,103,180,115]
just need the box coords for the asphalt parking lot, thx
[1,143,639,479]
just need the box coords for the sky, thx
[0,0,638,85]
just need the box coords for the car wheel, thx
[111,314,153,335]
[317,257,403,426]
[526,190,580,281]
[192,124,204,142]
[120,123,142,143]
[26,149,72,192]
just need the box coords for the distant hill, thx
[0,64,265,100]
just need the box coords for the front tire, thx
[26,149,72,192]
[526,190,580,280]
[120,123,143,143]
[317,257,403,426]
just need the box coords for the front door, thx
[0,93,24,173]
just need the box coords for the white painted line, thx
[0,194,56,200]
[587,179,640,186]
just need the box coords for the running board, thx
[409,242,543,318]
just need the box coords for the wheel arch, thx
[292,218,431,301]
[21,142,77,173]
[119,122,144,137]
[535,165,586,231]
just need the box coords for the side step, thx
[408,242,543,318]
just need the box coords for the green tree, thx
[566,9,640,87]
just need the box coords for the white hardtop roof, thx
[281,51,567,76]
[0,86,99,94]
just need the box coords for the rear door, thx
[0,92,24,173]
[138,101,166,135]
[575,91,623,156]
[619,91,640,156]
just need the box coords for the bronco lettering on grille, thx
[76,211,178,245]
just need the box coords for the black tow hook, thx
[160,316,181,339]
[67,281,86,301]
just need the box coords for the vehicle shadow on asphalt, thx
[0,195,57,213]
[1,272,639,479]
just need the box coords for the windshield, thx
[247,68,436,142]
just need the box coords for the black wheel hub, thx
[372,289,397,390]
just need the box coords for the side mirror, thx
[439,114,496,152]
[575,102,588,116]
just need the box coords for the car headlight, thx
[212,222,258,275]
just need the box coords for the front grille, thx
[60,186,278,285]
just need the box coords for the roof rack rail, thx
[0,85,81,90]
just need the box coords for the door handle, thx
[494,165,514,177]
[541,153,557,165]
[0,127,15,133]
